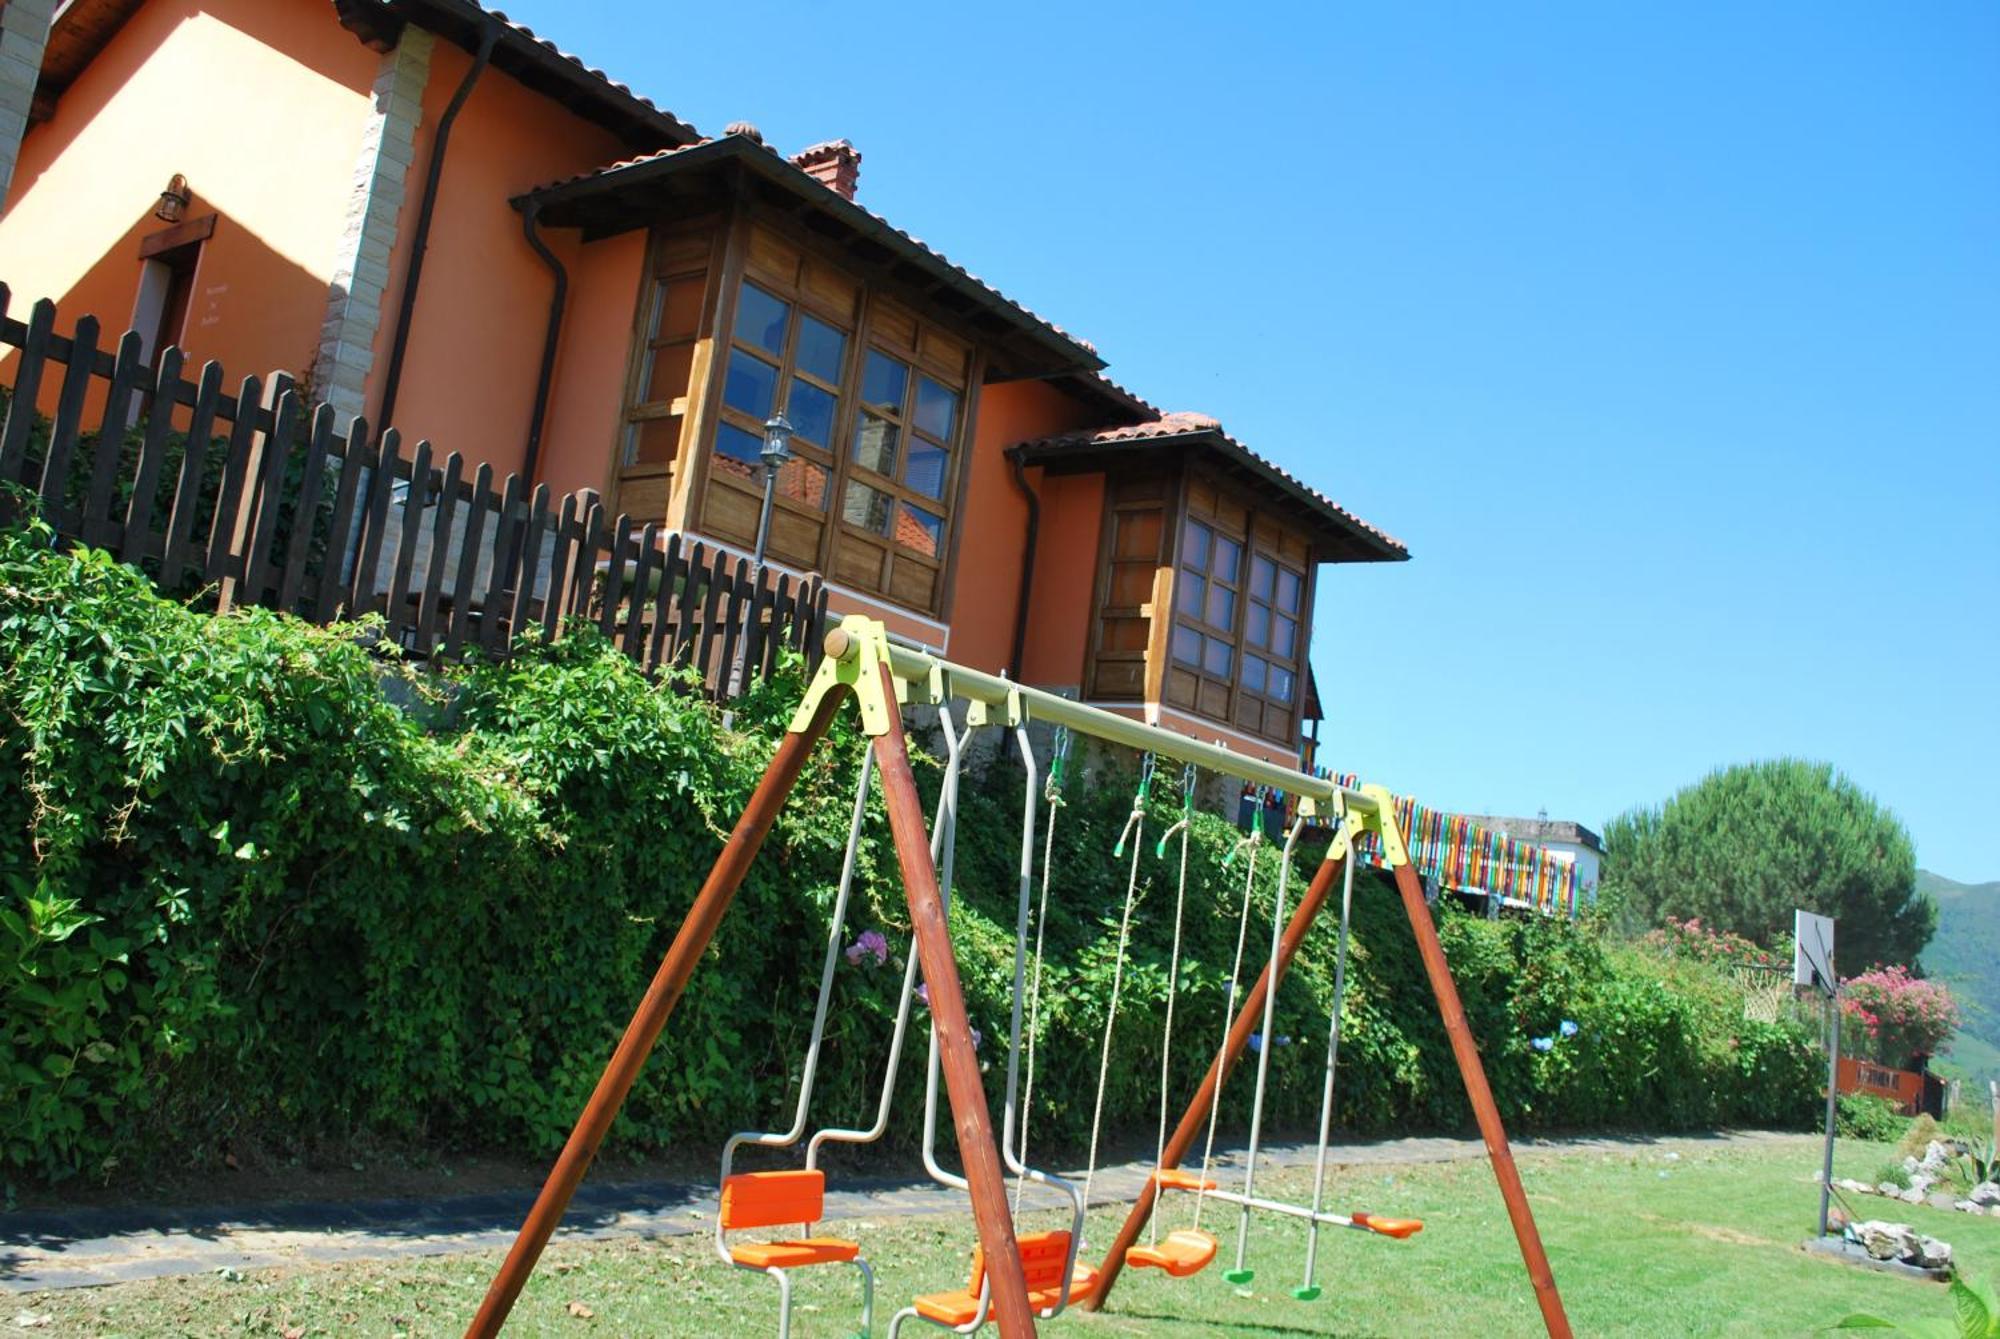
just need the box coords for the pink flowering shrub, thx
[1841,966,1958,1067]
[1641,917,1788,970]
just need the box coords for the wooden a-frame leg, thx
[464,688,849,1338]
[871,661,1037,1339]
[1390,862,1573,1339]
[1086,852,1348,1311]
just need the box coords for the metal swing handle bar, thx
[806,709,964,1170]
[716,747,876,1243]
[997,723,1087,1314]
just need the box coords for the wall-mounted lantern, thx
[155,174,190,223]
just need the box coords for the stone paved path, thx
[1,1130,1798,1291]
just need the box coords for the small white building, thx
[1467,814,1604,909]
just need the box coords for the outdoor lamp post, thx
[752,412,794,567]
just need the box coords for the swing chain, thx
[1155,764,1199,858]
[1114,752,1156,859]
[1223,785,1267,868]
[1045,724,1072,806]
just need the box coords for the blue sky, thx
[508,2,1999,882]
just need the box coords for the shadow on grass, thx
[1110,1307,1386,1338]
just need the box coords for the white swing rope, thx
[1147,764,1199,1248]
[1080,752,1156,1223]
[1230,810,1308,1278]
[1298,820,1360,1295]
[1012,725,1069,1214]
[1191,799,1266,1233]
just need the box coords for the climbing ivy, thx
[0,514,1818,1186]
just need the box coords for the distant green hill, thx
[1919,869,2000,1088]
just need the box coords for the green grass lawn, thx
[18,1134,2000,1337]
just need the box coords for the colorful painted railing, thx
[1326,775,1589,916]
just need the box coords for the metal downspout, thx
[519,197,567,485]
[375,19,499,431]
[1006,448,1039,680]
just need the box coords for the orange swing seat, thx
[911,1230,1100,1325]
[1123,1168,1219,1277]
[1126,1228,1218,1277]
[719,1170,863,1270]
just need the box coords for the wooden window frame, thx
[1165,473,1317,744]
[683,214,977,619]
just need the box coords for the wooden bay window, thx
[671,223,973,617]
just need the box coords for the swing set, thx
[464,617,1573,1339]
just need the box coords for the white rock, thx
[1971,1182,2000,1208]
[1902,1156,1922,1174]
[1837,1178,1875,1194]
[1878,1181,1903,1196]
[1908,1174,1935,1195]
[1853,1220,1919,1262]
[1916,1236,1953,1269]
[1899,1187,1926,1204]
[1922,1140,1953,1170]
[1955,1200,1981,1214]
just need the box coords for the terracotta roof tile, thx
[519,135,1100,371]
[1014,414,1408,559]
[407,2,701,144]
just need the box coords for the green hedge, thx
[0,518,1821,1184]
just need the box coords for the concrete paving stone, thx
[2,1131,1797,1293]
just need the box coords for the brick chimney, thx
[792,140,861,201]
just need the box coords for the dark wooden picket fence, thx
[0,286,828,692]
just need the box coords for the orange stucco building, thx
[0,0,1406,765]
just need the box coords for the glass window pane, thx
[905,442,948,499]
[795,314,848,384]
[1183,520,1210,572]
[714,422,764,483]
[1172,624,1201,666]
[1276,567,1302,613]
[896,502,945,558]
[1252,554,1276,601]
[1204,583,1235,629]
[1273,615,1297,660]
[1203,636,1232,677]
[914,376,958,440]
[776,456,829,510]
[640,280,667,342]
[1243,655,1268,695]
[1269,664,1295,704]
[736,282,790,355]
[1214,535,1241,584]
[787,378,837,446]
[662,280,704,340]
[1177,572,1205,618]
[862,351,908,412]
[1246,603,1270,649]
[842,479,895,535]
[724,348,778,419]
[853,414,900,476]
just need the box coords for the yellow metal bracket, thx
[1352,782,1410,867]
[965,683,1022,729]
[790,615,898,737]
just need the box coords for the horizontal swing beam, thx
[804,620,1404,859]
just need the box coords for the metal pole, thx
[1086,853,1346,1311]
[753,460,778,566]
[1819,981,1840,1239]
[464,687,848,1338]
[1389,861,1572,1339]
[870,661,1036,1339]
